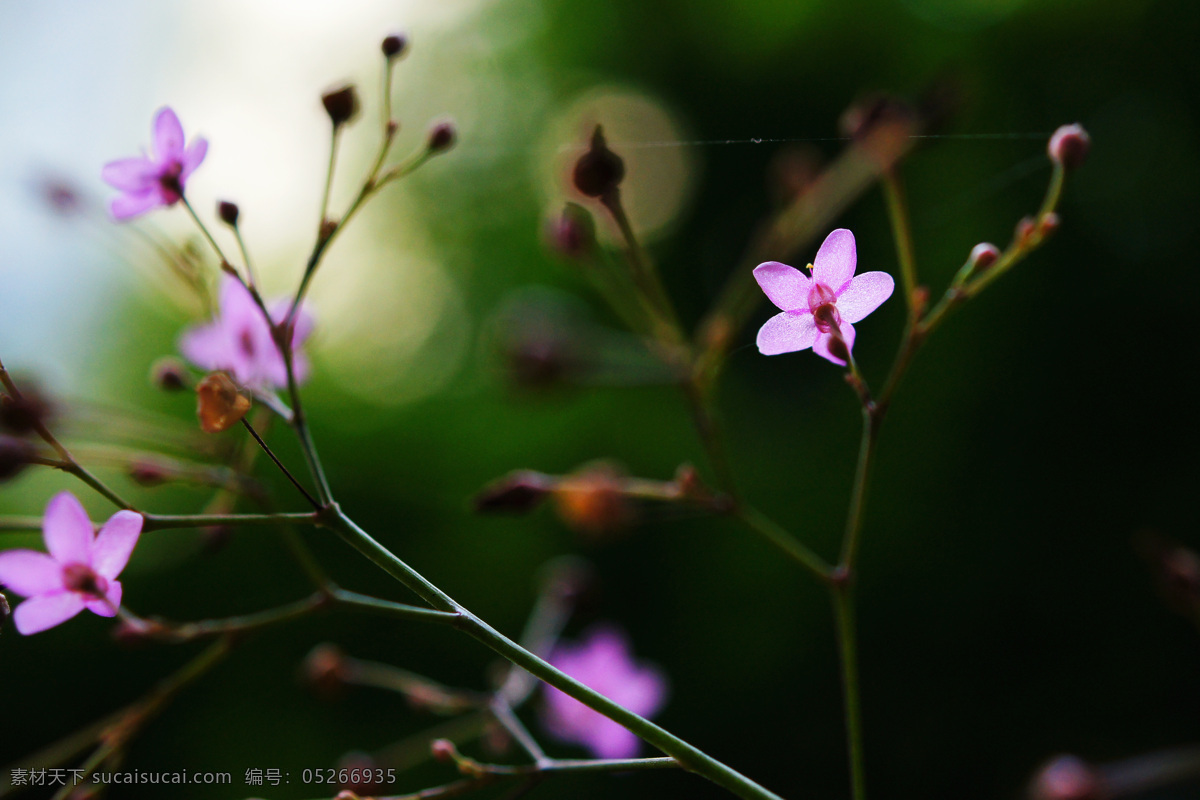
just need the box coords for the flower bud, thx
[129,459,171,487]
[1015,216,1038,248]
[473,470,554,514]
[554,463,633,535]
[0,435,36,482]
[430,739,457,763]
[572,125,625,198]
[1048,124,1090,171]
[151,358,190,391]
[970,242,1001,271]
[195,372,251,433]
[546,202,597,260]
[217,200,240,227]
[336,751,380,794]
[321,85,360,127]
[0,388,51,435]
[303,643,352,699]
[1029,755,1103,800]
[426,118,457,153]
[826,334,850,365]
[381,33,408,59]
[1038,212,1060,238]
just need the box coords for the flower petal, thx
[590,720,641,759]
[752,262,811,312]
[101,157,158,192]
[12,591,86,635]
[91,511,142,578]
[179,321,231,372]
[622,665,669,717]
[85,580,122,617]
[43,492,93,564]
[0,550,65,596]
[181,137,208,180]
[756,311,818,356]
[837,272,895,323]
[111,191,162,221]
[220,274,262,330]
[813,321,857,366]
[153,107,186,160]
[811,228,857,293]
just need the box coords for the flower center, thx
[158,162,184,203]
[62,562,109,599]
[239,328,256,357]
[808,283,841,333]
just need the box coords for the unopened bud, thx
[381,33,408,59]
[474,470,554,514]
[0,388,51,435]
[129,459,171,487]
[426,118,457,153]
[322,85,360,127]
[910,286,930,316]
[1048,124,1090,171]
[217,200,240,227]
[0,436,36,482]
[1038,212,1060,238]
[151,358,190,391]
[430,739,457,763]
[195,373,251,433]
[572,125,625,198]
[303,643,351,698]
[827,335,851,365]
[336,751,380,793]
[546,202,596,260]
[554,463,633,535]
[970,242,1001,271]
[1015,216,1038,248]
[1029,755,1103,800]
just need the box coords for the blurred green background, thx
[2,0,1199,798]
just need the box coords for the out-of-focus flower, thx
[1029,755,1104,800]
[180,275,313,389]
[753,229,894,365]
[0,492,142,635]
[101,107,208,220]
[541,625,667,759]
[1048,124,1090,171]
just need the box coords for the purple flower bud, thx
[151,358,190,392]
[303,643,351,699]
[970,242,1001,271]
[426,118,457,153]
[217,200,240,227]
[129,459,171,487]
[0,435,35,482]
[473,470,555,514]
[0,388,52,435]
[381,33,408,59]
[321,85,360,127]
[1039,212,1061,238]
[1048,124,1090,170]
[572,126,625,198]
[1030,755,1103,800]
[430,739,457,763]
[546,202,596,260]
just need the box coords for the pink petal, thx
[753,262,812,312]
[220,275,263,330]
[621,666,668,717]
[91,511,142,578]
[111,191,163,221]
[179,321,231,371]
[153,107,186,161]
[181,137,208,180]
[101,157,158,192]
[0,550,65,596]
[837,272,895,323]
[813,321,857,366]
[85,580,122,617]
[12,591,86,635]
[43,492,93,564]
[811,228,857,293]
[590,720,641,759]
[756,311,818,356]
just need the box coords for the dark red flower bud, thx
[572,125,625,198]
[554,463,633,535]
[336,751,380,794]
[129,459,171,487]
[546,202,597,260]
[474,470,555,514]
[1048,124,1090,171]
[430,739,457,763]
[1038,212,1061,238]
[827,334,851,364]
[217,200,240,227]
[427,118,457,153]
[0,388,51,435]
[382,33,408,59]
[970,242,1001,271]
[322,85,360,127]
[0,435,36,482]
[303,643,352,699]
[151,358,190,391]
[1015,216,1038,248]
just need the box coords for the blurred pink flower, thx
[101,107,208,220]
[753,228,894,365]
[180,275,314,389]
[541,625,668,759]
[0,492,142,635]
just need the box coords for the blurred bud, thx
[322,85,360,127]
[1029,755,1104,800]
[128,459,171,487]
[201,525,233,554]
[482,719,512,757]
[1137,532,1200,613]
[426,118,457,153]
[0,387,52,435]
[1048,124,1090,171]
[1038,212,1061,238]
[572,125,625,199]
[0,592,10,625]
[839,94,917,141]
[430,739,457,763]
[336,751,380,794]
[546,202,597,260]
[151,358,190,392]
[303,643,352,699]
[196,373,251,434]
[474,470,555,514]
[554,463,633,536]
[36,175,85,217]
[970,243,1001,271]
[111,617,167,647]
[0,436,36,482]
[217,200,240,227]
[382,33,408,59]
[910,286,930,316]
[1015,216,1038,248]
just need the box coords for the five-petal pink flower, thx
[753,228,894,365]
[0,492,142,635]
[101,107,208,220]
[541,625,668,759]
[180,275,314,389]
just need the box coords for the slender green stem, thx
[881,170,917,314]
[179,196,232,268]
[831,585,866,800]
[233,226,260,290]
[318,126,342,229]
[839,408,881,570]
[330,588,462,625]
[737,506,834,582]
[601,189,684,345]
[682,378,739,499]
[142,511,319,531]
[240,417,321,509]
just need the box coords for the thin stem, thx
[142,511,319,531]
[832,585,866,800]
[490,698,550,765]
[239,417,320,509]
[125,594,328,642]
[838,408,881,570]
[233,225,260,290]
[600,189,684,345]
[319,126,342,229]
[736,506,834,582]
[330,588,463,626]
[682,378,739,499]
[179,196,232,269]
[881,170,917,314]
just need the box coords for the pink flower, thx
[541,625,668,759]
[180,275,314,389]
[101,107,208,220]
[0,492,142,635]
[753,228,894,365]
